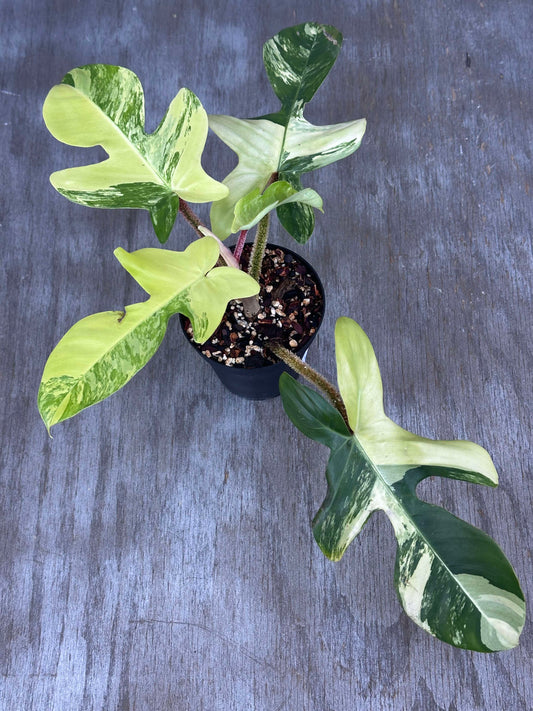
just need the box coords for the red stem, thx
[266,171,279,187]
[233,230,248,263]
[178,198,206,237]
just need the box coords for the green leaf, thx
[209,23,366,239]
[279,319,525,651]
[276,173,315,244]
[263,22,343,115]
[43,64,228,243]
[38,237,258,431]
[231,180,322,233]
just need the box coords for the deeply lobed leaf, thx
[38,237,258,431]
[43,64,228,243]
[209,23,366,240]
[279,319,525,651]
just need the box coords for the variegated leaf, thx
[43,64,228,243]
[38,237,258,431]
[231,180,322,233]
[209,23,366,240]
[263,22,342,113]
[279,318,525,651]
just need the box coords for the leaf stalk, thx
[247,212,270,282]
[268,342,350,429]
[178,199,206,237]
[233,230,248,263]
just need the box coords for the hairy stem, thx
[233,230,248,263]
[269,342,350,429]
[179,199,205,237]
[248,212,270,281]
[246,171,278,279]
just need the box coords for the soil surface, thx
[183,244,324,368]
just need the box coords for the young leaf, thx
[263,22,343,113]
[209,23,366,240]
[38,237,258,431]
[276,173,315,244]
[279,318,525,651]
[231,180,323,233]
[43,64,228,243]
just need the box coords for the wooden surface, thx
[1,1,532,709]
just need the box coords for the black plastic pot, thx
[180,243,325,400]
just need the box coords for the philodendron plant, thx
[38,22,524,653]
[39,23,366,428]
[277,318,526,652]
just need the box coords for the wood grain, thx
[1,1,532,709]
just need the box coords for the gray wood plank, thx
[1,1,532,709]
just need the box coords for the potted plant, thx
[37,22,525,652]
[38,22,366,424]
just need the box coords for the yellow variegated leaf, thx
[43,64,227,242]
[38,237,258,430]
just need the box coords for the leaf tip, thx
[113,246,129,265]
[38,405,53,438]
[312,528,343,562]
[154,225,171,244]
[278,371,293,397]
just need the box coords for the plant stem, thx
[248,212,270,281]
[178,198,205,237]
[246,170,279,278]
[268,342,351,429]
[233,230,248,263]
